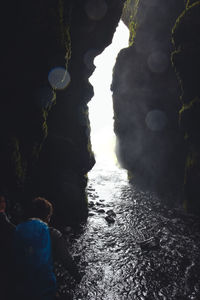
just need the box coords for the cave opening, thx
[88,20,129,170]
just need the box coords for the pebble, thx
[97,209,105,214]
[106,209,116,217]
[88,201,95,207]
[105,215,115,224]
[96,202,104,207]
[138,237,160,251]
[88,187,95,191]
[88,212,95,216]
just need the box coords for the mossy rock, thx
[179,97,200,146]
[184,150,200,214]
[172,2,200,103]
[173,1,200,48]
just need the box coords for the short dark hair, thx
[29,197,53,222]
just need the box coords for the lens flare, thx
[85,0,108,21]
[145,109,168,131]
[48,67,71,90]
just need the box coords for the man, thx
[15,197,81,299]
[28,197,82,283]
[0,194,15,300]
[14,199,57,300]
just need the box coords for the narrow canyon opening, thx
[88,20,129,171]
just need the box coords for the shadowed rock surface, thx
[1,0,200,223]
[1,0,125,225]
[1,1,200,299]
[172,1,200,214]
[112,0,186,202]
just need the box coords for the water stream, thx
[56,163,200,300]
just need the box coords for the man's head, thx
[0,195,6,212]
[28,197,53,223]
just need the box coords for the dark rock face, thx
[112,0,186,200]
[1,0,125,225]
[2,0,200,223]
[172,1,200,214]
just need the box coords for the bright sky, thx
[88,20,129,167]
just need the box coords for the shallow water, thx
[57,163,200,300]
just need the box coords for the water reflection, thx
[67,168,200,299]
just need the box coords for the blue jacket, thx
[14,219,56,300]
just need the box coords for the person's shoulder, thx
[17,218,47,228]
[49,226,62,239]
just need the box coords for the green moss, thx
[123,0,139,46]
[184,132,189,140]
[41,91,56,141]
[123,0,139,21]
[65,26,72,66]
[174,1,200,46]
[186,0,200,8]
[183,149,198,212]
[172,0,200,214]
[184,149,199,187]
[10,137,26,186]
[31,90,56,160]
[127,170,133,182]
[58,0,72,66]
[42,109,49,138]
[185,150,197,170]
[171,48,184,102]
[179,97,200,118]
[129,20,137,46]
[179,97,200,140]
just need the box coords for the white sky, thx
[88,20,129,166]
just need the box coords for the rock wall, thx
[2,0,199,223]
[1,0,125,225]
[172,1,200,213]
[112,0,186,201]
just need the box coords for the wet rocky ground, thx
[55,164,200,300]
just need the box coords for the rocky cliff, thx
[1,0,200,225]
[172,0,200,213]
[112,0,186,202]
[1,0,125,225]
